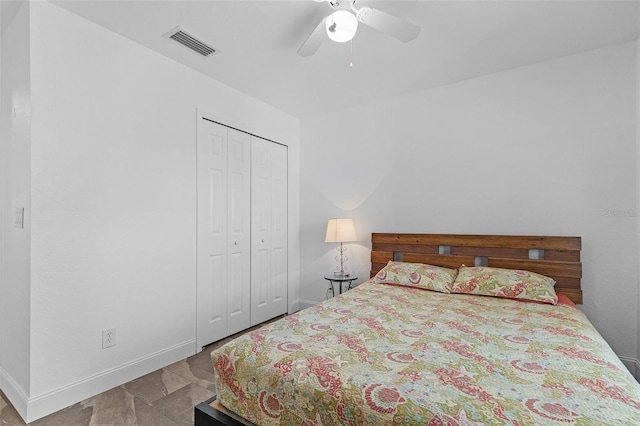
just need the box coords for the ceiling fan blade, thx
[356,7,420,42]
[297,17,327,57]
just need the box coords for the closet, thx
[196,117,287,348]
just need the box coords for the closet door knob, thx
[261,239,265,243]
[234,241,238,246]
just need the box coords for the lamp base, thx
[334,272,350,278]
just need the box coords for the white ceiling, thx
[53,0,640,119]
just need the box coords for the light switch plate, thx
[14,208,24,229]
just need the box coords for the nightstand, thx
[324,274,358,297]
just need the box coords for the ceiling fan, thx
[298,0,421,57]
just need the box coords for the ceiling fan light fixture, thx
[325,9,358,42]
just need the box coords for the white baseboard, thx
[3,339,196,423]
[298,299,320,310]
[619,356,640,379]
[287,299,300,314]
[0,367,29,420]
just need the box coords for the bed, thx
[196,233,640,425]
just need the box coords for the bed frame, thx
[195,232,583,425]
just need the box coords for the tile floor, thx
[0,329,256,426]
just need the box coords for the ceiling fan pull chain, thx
[350,39,353,68]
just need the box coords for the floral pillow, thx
[451,266,558,305]
[372,261,458,294]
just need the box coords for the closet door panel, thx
[206,254,225,326]
[269,143,288,316]
[251,244,270,325]
[271,246,287,308]
[251,137,287,324]
[251,137,271,325]
[226,129,251,335]
[197,120,229,347]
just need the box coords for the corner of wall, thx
[636,32,640,374]
[0,1,31,418]
[0,368,29,420]
[0,0,4,382]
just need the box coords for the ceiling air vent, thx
[163,27,218,57]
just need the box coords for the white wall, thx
[0,0,32,412]
[300,42,638,369]
[636,34,640,377]
[0,1,300,422]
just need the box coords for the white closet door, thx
[197,120,251,347]
[225,129,251,335]
[269,142,288,318]
[251,138,270,325]
[198,118,285,345]
[251,137,287,325]
[197,119,228,347]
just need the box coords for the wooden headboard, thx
[370,233,582,304]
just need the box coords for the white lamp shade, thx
[325,10,358,43]
[325,219,357,243]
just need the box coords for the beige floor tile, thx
[28,387,180,426]
[165,359,216,393]
[76,387,135,426]
[152,383,214,425]
[186,348,217,373]
[121,368,191,405]
[131,397,179,426]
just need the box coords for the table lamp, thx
[325,218,357,277]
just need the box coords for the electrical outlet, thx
[102,328,116,348]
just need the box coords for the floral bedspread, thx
[211,281,640,425]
